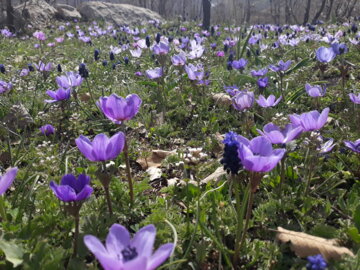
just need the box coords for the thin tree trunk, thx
[6,0,14,31]
[326,0,335,20]
[312,0,327,23]
[347,0,358,17]
[245,0,251,23]
[303,0,312,25]
[202,0,211,30]
[285,0,291,24]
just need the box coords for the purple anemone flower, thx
[256,94,281,108]
[257,123,302,144]
[75,132,125,162]
[84,224,174,270]
[289,108,329,132]
[269,60,292,72]
[231,58,248,70]
[146,67,163,79]
[349,93,360,104]
[50,174,93,202]
[39,124,55,136]
[318,138,335,154]
[224,85,240,96]
[0,167,18,196]
[184,64,204,81]
[45,88,71,103]
[97,94,142,124]
[305,83,326,98]
[257,77,269,89]
[232,91,254,111]
[344,139,360,153]
[56,72,83,89]
[171,54,186,66]
[0,81,13,94]
[35,61,53,72]
[316,47,336,63]
[33,31,46,41]
[236,136,286,172]
[331,43,348,55]
[152,42,170,55]
[251,68,268,77]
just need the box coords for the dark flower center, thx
[121,246,138,262]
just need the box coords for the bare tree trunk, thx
[202,0,211,30]
[245,0,251,23]
[326,0,335,20]
[6,0,14,31]
[303,0,312,24]
[347,0,358,17]
[285,0,291,24]
[312,0,327,23]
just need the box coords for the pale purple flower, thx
[184,64,204,81]
[55,37,64,43]
[331,43,348,55]
[256,94,282,108]
[152,42,170,55]
[237,136,286,172]
[40,124,55,136]
[258,123,302,144]
[318,138,335,154]
[97,94,142,124]
[33,31,46,41]
[231,58,248,70]
[305,83,326,97]
[35,61,53,72]
[251,68,268,77]
[50,174,93,202]
[47,43,55,47]
[76,132,126,162]
[257,77,269,89]
[216,51,225,57]
[84,224,174,270]
[146,67,163,79]
[56,72,83,89]
[289,108,330,131]
[0,167,18,195]
[1,29,13,38]
[45,88,71,103]
[0,81,13,93]
[171,53,186,66]
[269,60,292,72]
[349,93,360,104]
[232,91,254,111]
[130,48,142,58]
[316,47,336,63]
[224,85,240,96]
[344,139,360,153]
[20,69,30,77]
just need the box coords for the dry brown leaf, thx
[276,227,354,261]
[212,93,232,106]
[136,150,176,170]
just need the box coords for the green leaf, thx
[0,239,24,267]
[353,204,360,232]
[285,58,311,75]
[347,227,360,244]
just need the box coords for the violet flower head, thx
[84,224,174,270]
[76,132,125,162]
[56,72,83,89]
[0,64,5,74]
[237,136,286,172]
[251,68,268,77]
[152,41,170,55]
[45,88,71,103]
[231,58,248,70]
[289,108,329,132]
[349,93,360,104]
[232,91,254,111]
[344,139,360,153]
[39,124,55,136]
[224,85,240,97]
[50,174,93,202]
[98,94,142,124]
[318,138,335,154]
[184,64,204,81]
[306,254,327,270]
[0,81,13,94]
[257,77,269,89]
[269,60,292,72]
[35,61,53,72]
[0,167,18,196]
[33,31,46,41]
[171,53,186,66]
[220,132,242,174]
[316,47,336,63]
[331,43,348,55]
[257,123,302,144]
[305,83,326,98]
[256,94,282,108]
[146,67,163,79]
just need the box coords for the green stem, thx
[278,156,286,196]
[238,186,254,254]
[73,211,80,257]
[0,196,7,222]
[104,185,113,216]
[123,138,134,205]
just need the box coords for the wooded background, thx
[0,0,359,28]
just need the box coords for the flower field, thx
[0,19,360,269]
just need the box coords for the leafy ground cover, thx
[0,19,360,269]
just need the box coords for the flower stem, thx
[238,185,254,253]
[278,156,286,196]
[73,210,80,257]
[0,196,7,222]
[104,185,113,216]
[123,138,134,205]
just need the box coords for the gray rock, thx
[14,0,57,29]
[78,2,163,25]
[55,4,82,21]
